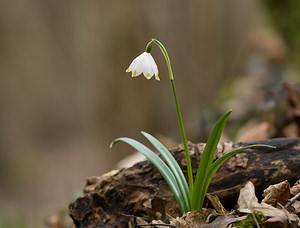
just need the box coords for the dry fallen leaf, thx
[238,181,299,227]
[201,215,247,228]
[291,179,300,196]
[262,180,290,206]
[237,181,260,209]
[135,216,150,227]
[206,194,228,215]
[170,209,215,228]
[292,201,300,216]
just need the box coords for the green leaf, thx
[199,144,276,211]
[141,131,191,211]
[207,144,275,187]
[191,110,232,209]
[111,137,187,213]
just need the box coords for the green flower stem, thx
[151,38,194,194]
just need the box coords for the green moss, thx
[232,210,267,228]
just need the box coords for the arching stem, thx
[150,38,194,194]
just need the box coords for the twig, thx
[251,212,260,228]
[137,224,178,228]
[118,212,134,217]
[119,212,178,228]
[208,184,243,195]
[277,203,293,224]
[284,191,300,208]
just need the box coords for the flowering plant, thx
[111,38,274,213]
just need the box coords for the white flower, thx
[126,52,159,80]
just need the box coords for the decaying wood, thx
[69,138,300,227]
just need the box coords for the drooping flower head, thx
[126,42,159,80]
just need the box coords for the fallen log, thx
[69,138,300,227]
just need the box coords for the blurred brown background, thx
[0,0,298,227]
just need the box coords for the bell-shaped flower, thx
[126,52,159,80]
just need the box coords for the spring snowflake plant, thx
[111,38,274,214]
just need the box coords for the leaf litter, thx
[133,180,300,227]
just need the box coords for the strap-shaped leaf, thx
[192,110,232,209]
[111,137,187,213]
[197,144,276,210]
[141,131,191,211]
[206,144,275,190]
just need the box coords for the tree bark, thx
[69,138,300,228]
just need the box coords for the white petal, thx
[142,54,154,79]
[127,52,147,77]
[126,52,159,81]
[149,54,158,75]
[143,53,158,80]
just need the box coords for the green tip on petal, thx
[155,75,160,80]
[126,67,130,72]
[146,73,150,78]
[132,70,137,76]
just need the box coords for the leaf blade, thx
[207,144,275,189]
[141,131,191,211]
[191,110,232,209]
[198,144,276,211]
[111,137,187,213]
